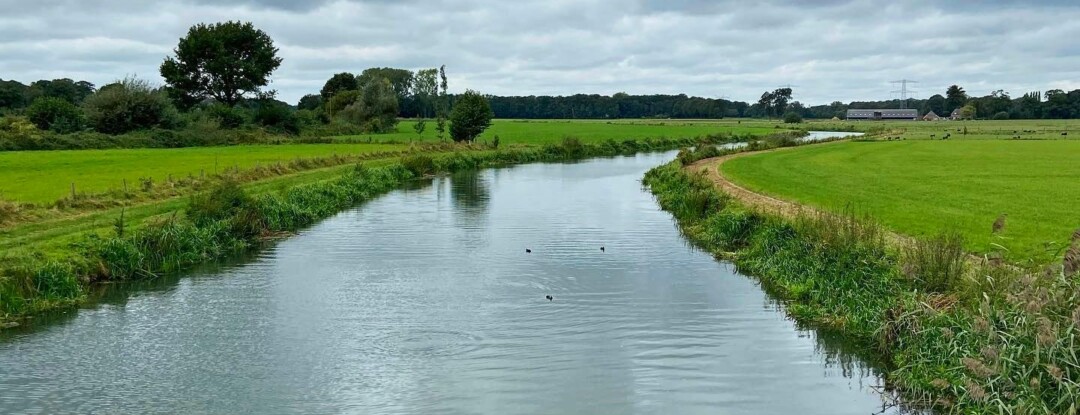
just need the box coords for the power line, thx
[890,79,918,109]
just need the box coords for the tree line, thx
[0,21,494,151]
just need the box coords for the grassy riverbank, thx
[0,133,748,324]
[722,140,1080,263]
[644,160,1080,412]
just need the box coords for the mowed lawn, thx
[0,143,401,203]
[722,140,1080,262]
[337,118,782,144]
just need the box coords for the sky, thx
[1,0,1078,105]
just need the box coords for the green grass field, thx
[0,143,402,203]
[721,140,1080,262]
[0,119,782,204]
[338,118,784,144]
[805,118,1079,140]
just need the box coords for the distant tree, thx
[252,99,300,134]
[0,79,30,109]
[413,118,426,139]
[160,21,282,107]
[757,91,775,119]
[26,96,83,133]
[945,85,967,114]
[339,78,399,133]
[82,76,179,134]
[297,94,323,111]
[449,90,493,142]
[320,72,358,101]
[412,68,439,118]
[925,94,946,116]
[772,88,793,117]
[782,111,803,123]
[357,68,414,102]
[957,104,977,120]
[327,90,361,115]
[435,65,448,140]
[1044,89,1073,119]
[27,78,95,104]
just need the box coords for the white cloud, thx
[0,0,1077,105]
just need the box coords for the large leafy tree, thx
[945,85,967,114]
[357,67,414,102]
[340,78,399,133]
[320,72,358,100]
[449,90,493,142]
[82,76,178,134]
[160,21,282,107]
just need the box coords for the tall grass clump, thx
[902,231,966,293]
[643,160,1080,412]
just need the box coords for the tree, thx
[413,118,426,139]
[28,78,95,104]
[757,91,775,119]
[339,78,399,133]
[297,94,322,111]
[26,96,83,133]
[357,67,414,102]
[320,72,357,100]
[925,94,946,116]
[449,90,493,142]
[435,65,449,140]
[782,111,802,123]
[945,85,967,114]
[957,104,977,120]
[160,21,282,107]
[412,68,438,118]
[82,76,178,134]
[0,79,30,109]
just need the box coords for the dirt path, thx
[685,144,826,220]
[686,142,917,248]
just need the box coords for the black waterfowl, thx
[526,248,531,253]
[600,246,605,252]
[546,295,553,301]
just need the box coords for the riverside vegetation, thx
[0,132,755,324]
[644,150,1080,412]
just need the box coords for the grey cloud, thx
[0,0,1076,105]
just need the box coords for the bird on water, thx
[545,295,553,301]
[600,246,605,252]
[526,248,532,253]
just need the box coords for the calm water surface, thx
[1,152,901,414]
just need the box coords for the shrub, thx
[450,90,493,142]
[783,111,803,124]
[208,104,246,129]
[339,79,398,133]
[82,77,179,134]
[400,154,435,176]
[26,96,84,133]
[992,111,1009,120]
[253,100,300,134]
[187,180,265,238]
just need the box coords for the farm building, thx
[923,111,941,121]
[846,109,918,120]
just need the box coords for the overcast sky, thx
[1,0,1078,105]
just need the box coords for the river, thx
[0,151,902,414]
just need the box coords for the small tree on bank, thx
[160,21,282,108]
[449,90,493,142]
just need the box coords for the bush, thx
[338,79,398,133]
[82,77,179,134]
[187,180,265,238]
[450,90,493,142]
[26,97,83,133]
[208,104,246,129]
[782,112,803,124]
[992,111,1009,120]
[400,154,435,176]
[253,100,300,134]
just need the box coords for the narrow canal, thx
[0,151,901,414]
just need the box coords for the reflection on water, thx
[1,152,905,414]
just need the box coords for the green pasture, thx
[337,118,784,144]
[0,143,402,203]
[806,118,1079,140]
[722,140,1080,263]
